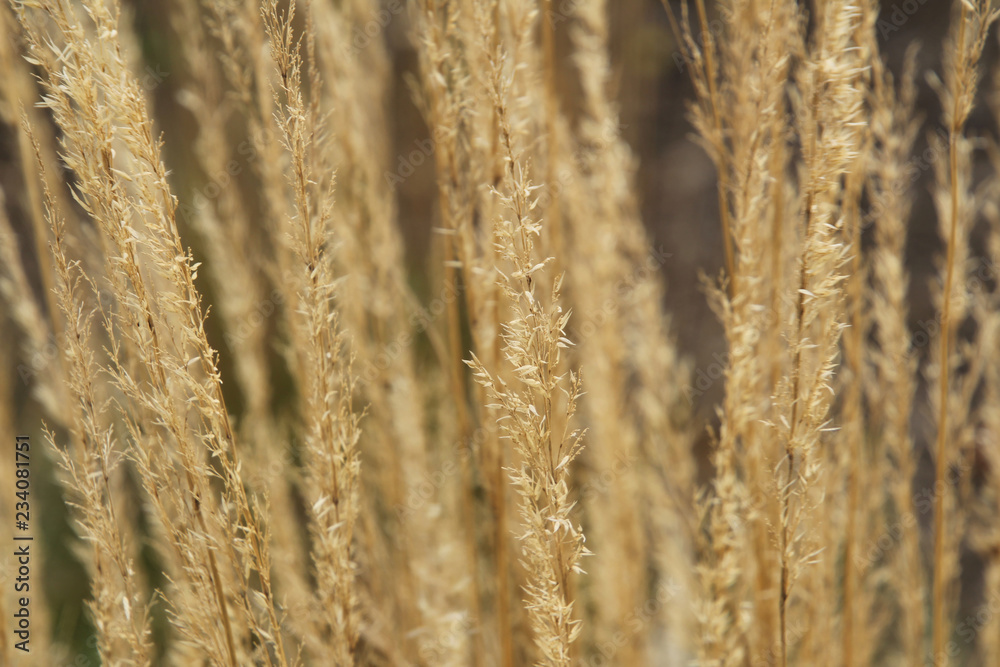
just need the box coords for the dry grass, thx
[5,0,1000,665]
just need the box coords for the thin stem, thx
[932,6,967,657]
[842,173,865,667]
[694,0,736,297]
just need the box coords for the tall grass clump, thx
[7,0,1000,665]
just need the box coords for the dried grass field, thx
[3,0,1000,665]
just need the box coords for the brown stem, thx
[842,174,865,667]
[932,7,967,656]
[694,0,736,297]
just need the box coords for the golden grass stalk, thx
[14,2,289,662]
[838,5,880,664]
[466,266,587,666]
[868,45,923,665]
[171,0,274,423]
[0,187,66,418]
[565,0,659,658]
[973,50,1000,663]
[466,20,589,661]
[774,2,867,664]
[976,193,1000,664]
[931,3,998,663]
[665,0,736,296]
[0,4,61,339]
[24,118,153,665]
[551,0,701,656]
[260,1,365,662]
[674,0,798,662]
[335,0,476,657]
[412,1,516,661]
